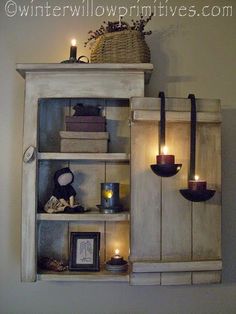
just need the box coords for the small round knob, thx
[23,146,36,163]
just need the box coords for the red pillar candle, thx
[188,175,207,191]
[70,39,77,60]
[156,146,175,164]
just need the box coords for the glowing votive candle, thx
[156,146,175,164]
[110,249,124,265]
[188,175,207,191]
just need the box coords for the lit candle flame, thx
[194,175,199,181]
[103,189,113,200]
[115,249,120,256]
[162,146,168,155]
[71,39,77,46]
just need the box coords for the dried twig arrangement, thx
[84,14,153,47]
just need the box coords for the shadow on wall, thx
[146,24,195,96]
[222,108,236,283]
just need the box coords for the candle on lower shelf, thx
[156,146,175,165]
[110,249,124,265]
[188,175,207,191]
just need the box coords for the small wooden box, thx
[65,116,106,132]
[60,131,109,153]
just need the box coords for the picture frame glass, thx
[76,238,94,264]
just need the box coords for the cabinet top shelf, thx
[16,63,153,83]
[38,152,130,162]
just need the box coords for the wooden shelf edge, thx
[16,63,153,84]
[37,211,130,222]
[131,260,222,273]
[37,270,129,282]
[38,152,130,162]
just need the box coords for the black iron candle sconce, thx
[150,92,182,177]
[61,39,89,64]
[179,94,215,202]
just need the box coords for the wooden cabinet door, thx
[130,97,222,285]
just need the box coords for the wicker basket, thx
[90,27,151,63]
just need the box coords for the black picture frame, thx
[69,232,100,271]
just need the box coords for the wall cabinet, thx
[17,64,221,285]
[17,63,152,282]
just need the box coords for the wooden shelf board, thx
[38,152,130,162]
[131,260,222,273]
[37,211,130,222]
[37,270,129,282]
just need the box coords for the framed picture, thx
[69,232,100,271]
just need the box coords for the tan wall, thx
[0,0,236,313]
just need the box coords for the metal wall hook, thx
[180,94,215,202]
[150,91,182,178]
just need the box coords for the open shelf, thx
[38,152,130,162]
[37,269,129,282]
[37,211,130,222]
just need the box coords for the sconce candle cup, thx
[179,94,215,203]
[188,175,207,191]
[151,146,182,178]
[156,146,175,165]
[180,175,215,202]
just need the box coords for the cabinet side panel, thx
[130,122,161,260]
[162,123,192,261]
[21,77,38,282]
[193,123,221,261]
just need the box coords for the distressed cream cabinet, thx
[17,63,152,283]
[17,64,222,284]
